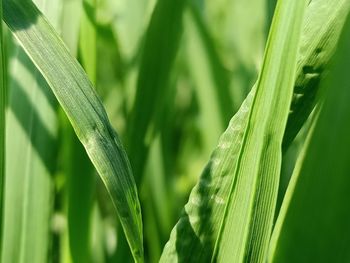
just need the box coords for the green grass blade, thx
[0,0,5,253]
[282,0,350,149]
[163,0,350,260]
[64,1,96,261]
[212,0,306,261]
[142,136,173,262]
[2,40,56,263]
[79,0,97,83]
[61,0,82,55]
[269,12,350,262]
[184,4,233,154]
[65,132,95,263]
[3,1,143,261]
[276,0,350,215]
[108,0,152,62]
[201,0,268,109]
[58,1,96,262]
[1,1,60,262]
[161,0,350,260]
[127,0,186,183]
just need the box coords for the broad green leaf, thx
[0,0,5,251]
[127,0,187,183]
[161,0,350,261]
[269,12,350,262]
[3,1,143,262]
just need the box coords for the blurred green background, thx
[2,0,289,262]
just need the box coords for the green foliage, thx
[1,0,350,262]
[269,12,350,263]
[3,0,143,261]
[0,0,5,253]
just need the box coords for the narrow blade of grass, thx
[201,0,267,109]
[65,131,95,263]
[282,0,350,149]
[161,0,350,261]
[212,0,306,261]
[61,0,82,55]
[184,4,233,154]
[79,0,97,83]
[3,1,143,261]
[1,36,57,263]
[1,1,60,262]
[0,0,6,253]
[63,1,97,261]
[127,0,187,183]
[58,2,88,261]
[269,12,350,262]
[108,0,153,62]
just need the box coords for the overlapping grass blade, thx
[212,0,306,261]
[268,12,350,263]
[160,0,350,261]
[58,2,90,261]
[282,0,350,149]
[64,1,97,261]
[2,1,143,261]
[276,0,350,214]
[127,0,186,183]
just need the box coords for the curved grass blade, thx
[3,1,143,261]
[161,0,349,261]
[269,12,350,262]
